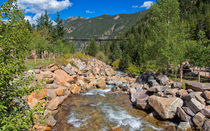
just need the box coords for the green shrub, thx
[112,59,121,69]
[126,64,141,75]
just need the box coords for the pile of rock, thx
[130,71,210,131]
[27,58,135,130]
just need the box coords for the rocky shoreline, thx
[26,58,210,131]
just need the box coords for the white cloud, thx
[85,10,95,14]
[140,1,153,9]
[17,0,72,24]
[132,5,139,8]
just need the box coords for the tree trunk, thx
[48,54,51,62]
[34,55,37,65]
[42,52,44,62]
[25,54,28,65]
[180,65,183,83]
[198,67,201,83]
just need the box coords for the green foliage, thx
[0,1,45,129]
[112,59,121,69]
[85,39,98,56]
[63,11,148,39]
[119,54,130,71]
[126,64,141,75]
[95,51,109,63]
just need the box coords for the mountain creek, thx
[52,84,170,131]
[27,58,210,131]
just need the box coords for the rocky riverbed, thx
[26,58,210,131]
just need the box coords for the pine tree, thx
[54,12,65,39]
[85,39,98,56]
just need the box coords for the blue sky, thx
[0,0,155,24]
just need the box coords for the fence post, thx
[198,67,200,83]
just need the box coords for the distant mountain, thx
[63,11,148,39]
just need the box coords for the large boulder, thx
[201,108,210,118]
[177,122,191,131]
[203,91,210,101]
[55,86,66,96]
[129,88,137,103]
[69,84,81,94]
[189,92,206,105]
[203,120,210,131]
[155,72,169,85]
[192,112,205,127]
[96,78,106,89]
[54,69,74,85]
[186,82,210,91]
[171,82,183,88]
[61,66,75,76]
[136,71,154,84]
[182,107,195,117]
[148,95,183,119]
[185,98,205,114]
[135,91,149,110]
[47,96,67,111]
[177,107,191,122]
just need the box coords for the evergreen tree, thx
[54,12,65,39]
[85,39,98,56]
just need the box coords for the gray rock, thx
[46,84,57,89]
[46,115,57,126]
[177,122,191,131]
[61,66,74,76]
[177,107,191,122]
[47,89,57,100]
[186,82,210,91]
[155,72,169,85]
[201,108,210,118]
[136,92,149,110]
[203,91,210,101]
[148,95,183,119]
[192,112,205,127]
[190,92,206,105]
[203,120,210,131]
[182,107,195,117]
[171,82,182,88]
[129,88,137,103]
[185,98,205,114]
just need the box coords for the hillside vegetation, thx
[63,11,148,39]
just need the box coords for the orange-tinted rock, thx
[69,84,81,94]
[28,89,47,108]
[203,91,210,101]
[33,124,51,131]
[177,89,188,96]
[47,96,67,111]
[110,126,122,131]
[54,69,74,85]
[96,78,106,89]
[55,86,66,96]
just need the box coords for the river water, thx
[52,84,173,131]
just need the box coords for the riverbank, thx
[26,57,210,131]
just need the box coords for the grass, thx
[25,58,54,70]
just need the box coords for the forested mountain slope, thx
[63,11,148,39]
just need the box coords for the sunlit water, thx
[53,85,171,131]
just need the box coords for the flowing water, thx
[53,84,174,131]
